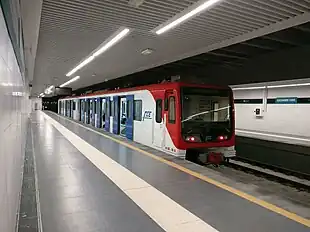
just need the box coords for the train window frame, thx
[94,100,97,114]
[111,100,114,117]
[134,100,142,121]
[114,100,118,117]
[155,99,162,123]
[127,100,133,119]
[168,96,176,124]
[105,100,110,117]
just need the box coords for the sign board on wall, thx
[275,97,297,104]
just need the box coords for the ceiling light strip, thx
[60,76,80,88]
[45,85,54,94]
[232,83,310,91]
[66,27,130,77]
[154,0,222,35]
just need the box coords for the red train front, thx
[148,82,236,164]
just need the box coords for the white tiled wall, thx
[233,86,310,146]
[0,9,30,232]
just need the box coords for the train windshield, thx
[181,87,233,142]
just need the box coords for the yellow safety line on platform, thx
[48,112,310,227]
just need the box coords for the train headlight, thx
[217,135,228,141]
[185,135,201,142]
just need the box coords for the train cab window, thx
[134,100,142,121]
[168,96,176,124]
[155,99,162,123]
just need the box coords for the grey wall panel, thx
[0,8,30,232]
[236,136,310,178]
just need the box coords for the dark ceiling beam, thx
[207,51,248,60]
[294,25,310,33]
[194,55,244,66]
[263,35,301,46]
[218,48,250,57]
[198,57,244,66]
[241,42,276,50]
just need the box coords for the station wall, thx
[0,8,30,232]
[233,85,310,147]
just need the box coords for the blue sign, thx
[143,111,152,120]
[275,97,297,104]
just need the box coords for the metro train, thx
[58,82,236,162]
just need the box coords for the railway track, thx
[225,158,310,191]
[191,157,310,191]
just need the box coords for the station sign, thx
[275,97,297,104]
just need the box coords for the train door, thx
[81,100,85,122]
[66,101,70,117]
[101,98,106,128]
[75,100,80,121]
[95,98,102,128]
[85,99,90,124]
[89,99,93,125]
[126,95,134,140]
[58,101,61,114]
[67,101,69,117]
[113,96,120,134]
[78,100,81,121]
[119,97,127,137]
[64,101,67,116]
[165,91,178,149]
[91,99,96,126]
[64,101,66,115]
[153,99,164,148]
[104,97,110,131]
[70,100,73,118]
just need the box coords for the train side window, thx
[155,99,162,123]
[134,100,142,121]
[111,100,114,117]
[168,96,176,124]
[127,100,133,119]
[73,101,76,110]
[105,100,110,116]
[114,100,118,116]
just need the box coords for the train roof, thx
[59,82,231,100]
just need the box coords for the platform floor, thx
[25,111,310,232]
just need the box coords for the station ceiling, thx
[30,0,310,95]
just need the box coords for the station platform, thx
[21,111,310,232]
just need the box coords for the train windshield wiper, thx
[182,106,230,123]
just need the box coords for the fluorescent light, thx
[66,28,130,77]
[232,82,310,91]
[267,83,310,89]
[44,85,54,94]
[141,48,154,55]
[155,0,222,35]
[60,76,80,88]
[12,92,23,96]
[1,82,13,86]
[128,0,145,8]
[93,28,130,57]
[66,56,95,77]
[232,86,266,91]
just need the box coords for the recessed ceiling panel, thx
[33,0,310,95]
